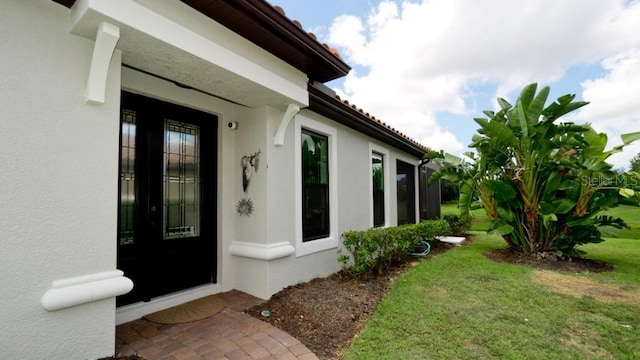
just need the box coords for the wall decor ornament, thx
[241,149,261,192]
[236,198,254,216]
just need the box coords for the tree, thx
[440,178,459,203]
[430,83,640,256]
[631,153,640,172]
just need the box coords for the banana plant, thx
[430,83,640,255]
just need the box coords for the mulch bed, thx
[485,248,615,273]
[246,240,455,359]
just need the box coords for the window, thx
[396,160,416,225]
[295,116,338,256]
[372,152,385,227]
[419,165,441,220]
[301,129,330,241]
[119,109,136,245]
[164,119,200,239]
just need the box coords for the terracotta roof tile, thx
[270,2,345,62]
[273,5,285,16]
[335,94,431,152]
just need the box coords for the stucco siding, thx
[0,1,121,358]
[261,109,421,297]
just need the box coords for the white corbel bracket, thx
[274,103,301,146]
[86,22,120,104]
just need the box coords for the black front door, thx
[117,92,217,306]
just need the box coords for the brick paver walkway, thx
[115,290,318,360]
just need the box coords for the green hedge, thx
[338,220,450,276]
[442,213,474,236]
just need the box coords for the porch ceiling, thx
[66,0,310,108]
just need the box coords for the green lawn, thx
[344,233,640,360]
[600,205,640,239]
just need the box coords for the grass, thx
[600,205,640,239]
[344,233,640,360]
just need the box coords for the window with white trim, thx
[295,117,338,256]
[369,144,390,228]
[301,129,330,241]
[372,152,385,227]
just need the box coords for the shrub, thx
[430,83,640,255]
[442,213,473,236]
[338,220,450,276]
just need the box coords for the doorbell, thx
[227,121,239,130]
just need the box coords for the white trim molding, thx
[229,241,295,260]
[294,116,339,257]
[41,270,133,311]
[369,143,391,228]
[394,155,421,225]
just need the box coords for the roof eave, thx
[193,0,351,82]
[308,82,428,159]
[51,0,350,83]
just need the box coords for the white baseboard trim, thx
[229,241,294,260]
[41,270,133,311]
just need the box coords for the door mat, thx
[143,295,225,324]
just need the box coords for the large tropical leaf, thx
[554,198,576,214]
[488,218,514,236]
[458,179,477,219]
[516,83,537,109]
[622,131,640,145]
[496,204,516,223]
[527,86,550,125]
[543,171,562,194]
[497,97,512,111]
[582,127,607,157]
[481,120,518,147]
[485,180,517,201]
[593,215,628,229]
[516,101,529,139]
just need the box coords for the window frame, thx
[295,116,338,257]
[301,129,330,241]
[395,157,419,225]
[369,144,391,228]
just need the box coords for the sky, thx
[271,0,640,170]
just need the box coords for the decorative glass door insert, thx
[164,120,200,240]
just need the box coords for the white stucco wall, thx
[0,1,121,358]
[260,109,421,297]
[1,1,425,355]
